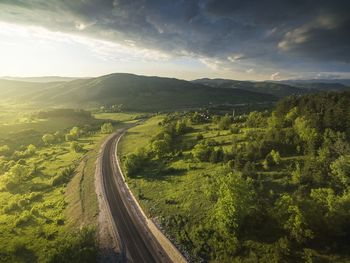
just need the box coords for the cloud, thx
[0,0,349,78]
[278,14,350,62]
[227,54,245,62]
[270,72,280,80]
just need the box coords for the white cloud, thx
[227,53,245,62]
[278,15,341,52]
[199,57,222,70]
[270,72,280,80]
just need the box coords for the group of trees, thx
[99,104,123,113]
[124,115,191,176]
[147,92,350,262]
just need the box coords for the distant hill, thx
[193,78,308,98]
[282,79,350,86]
[0,79,62,101]
[279,80,350,91]
[1,76,82,83]
[31,73,277,110]
[193,78,350,98]
[1,73,276,111]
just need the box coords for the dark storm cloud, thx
[0,0,349,73]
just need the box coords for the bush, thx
[0,145,11,156]
[124,151,148,176]
[14,211,32,227]
[196,133,204,140]
[51,167,75,186]
[70,142,83,153]
[218,114,232,130]
[101,123,114,134]
[42,134,56,145]
[230,126,240,134]
[193,143,212,162]
[3,201,20,213]
[48,227,97,263]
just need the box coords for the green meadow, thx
[0,107,137,262]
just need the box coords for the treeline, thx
[36,109,92,119]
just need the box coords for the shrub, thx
[0,145,10,156]
[47,227,97,263]
[230,126,240,134]
[101,123,114,134]
[51,167,75,186]
[196,133,204,140]
[124,151,148,176]
[193,143,212,162]
[218,114,232,130]
[70,142,83,153]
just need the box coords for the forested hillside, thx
[0,74,275,110]
[32,74,275,110]
[194,78,350,98]
[119,91,350,262]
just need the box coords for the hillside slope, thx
[0,79,63,101]
[193,78,310,98]
[193,78,350,98]
[11,73,276,110]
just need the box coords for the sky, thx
[0,0,349,81]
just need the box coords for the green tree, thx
[5,163,31,185]
[124,151,148,176]
[151,139,170,158]
[218,114,232,130]
[101,123,114,134]
[0,145,10,156]
[25,144,36,156]
[270,149,281,165]
[330,155,350,188]
[214,172,255,235]
[70,141,83,153]
[175,120,188,135]
[275,194,314,243]
[65,127,82,141]
[294,117,318,153]
[42,134,55,145]
[193,143,212,162]
[246,111,267,128]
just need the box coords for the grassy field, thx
[0,109,135,262]
[118,115,312,261]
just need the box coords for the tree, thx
[0,145,10,156]
[42,134,55,145]
[151,139,170,158]
[54,131,64,142]
[246,111,267,128]
[214,172,255,234]
[196,133,204,140]
[330,155,350,188]
[101,123,114,134]
[294,117,318,153]
[70,141,83,152]
[5,163,31,185]
[65,126,82,141]
[275,194,314,243]
[270,149,281,165]
[262,150,280,170]
[193,143,212,162]
[124,151,148,176]
[25,144,36,156]
[175,120,188,135]
[218,114,232,130]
